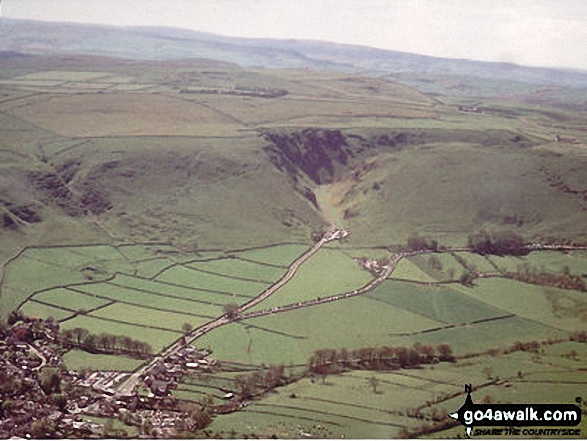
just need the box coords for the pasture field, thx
[406,253,464,282]
[485,254,526,272]
[32,287,112,312]
[84,298,213,330]
[20,301,74,322]
[452,277,587,331]
[155,265,269,297]
[420,342,587,437]
[173,370,248,404]
[187,258,285,284]
[490,250,587,275]
[69,280,225,318]
[2,253,106,318]
[403,316,562,355]
[233,244,308,267]
[248,248,373,312]
[390,258,438,282]
[15,71,115,82]
[366,280,506,325]
[108,274,252,304]
[454,251,500,273]
[63,350,144,372]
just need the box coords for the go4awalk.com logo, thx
[448,384,582,438]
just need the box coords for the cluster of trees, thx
[233,365,287,399]
[60,328,152,356]
[176,396,215,435]
[407,235,440,252]
[570,331,587,342]
[505,263,586,291]
[468,231,529,256]
[308,343,455,381]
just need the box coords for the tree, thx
[368,376,379,394]
[223,303,240,319]
[182,323,193,334]
[437,344,455,362]
[7,310,24,325]
[39,368,61,394]
[71,327,89,345]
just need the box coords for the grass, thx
[403,316,563,355]
[63,349,144,372]
[20,301,73,321]
[187,257,286,283]
[391,258,438,282]
[454,251,499,273]
[233,244,309,267]
[67,282,224,318]
[89,303,211,332]
[523,250,587,274]
[366,280,506,324]
[406,253,464,282]
[155,265,270,297]
[2,254,94,318]
[109,273,251,304]
[452,278,587,331]
[32,287,111,312]
[248,248,373,312]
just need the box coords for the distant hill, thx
[2,18,587,89]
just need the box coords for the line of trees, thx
[504,263,586,291]
[570,331,587,342]
[233,364,287,399]
[60,327,152,356]
[407,235,440,252]
[308,343,455,382]
[468,230,529,256]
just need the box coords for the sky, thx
[2,0,587,70]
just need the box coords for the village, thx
[0,313,237,438]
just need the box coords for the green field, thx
[233,244,309,267]
[390,258,438,282]
[366,280,506,324]
[155,265,270,297]
[63,349,144,372]
[248,248,373,312]
[451,277,587,331]
[188,258,286,283]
